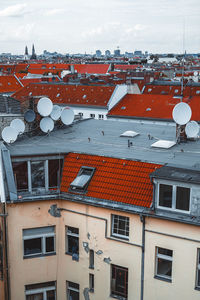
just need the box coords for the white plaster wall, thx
[66,106,108,120]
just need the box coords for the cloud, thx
[0,3,29,17]
[0,23,35,42]
[44,8,66,16]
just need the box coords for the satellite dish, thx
[172,102,192,125]
[40,117,54,133]
[50,105,62,121]
[1,126,18,143]
[61,107,74,125]
[194,71,198,77]
[37,97,53,117]
[24,109,36,123]
[10,119,25,135]
[185,121,199,138]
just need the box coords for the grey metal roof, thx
[151,165,200,184]
[6,118,200,171]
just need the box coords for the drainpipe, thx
[140,214,145,300]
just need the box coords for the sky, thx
[0,0,199,55]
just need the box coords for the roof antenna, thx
[181,17,186,100]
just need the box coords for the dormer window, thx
[158,183,190,212]
[70,167,95,193]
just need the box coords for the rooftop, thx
[6,118,200,170]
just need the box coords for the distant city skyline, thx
[0,0,199,55]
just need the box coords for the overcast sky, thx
[0,0,199,55]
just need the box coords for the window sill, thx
[195,286,200,291]
[154,275,172,283]
[110,294,127,300]
[89,266,94,270]
[23,252,56,259]
[111,235,129,241]
[89,288,94,293]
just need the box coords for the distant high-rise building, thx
[96,50,102,57]
[134,50,142,56]
[114,48,120,56]
[30,44,37,60]
[105,50,111,57]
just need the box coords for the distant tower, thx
[24,46,29,60]
[30,44,37,60]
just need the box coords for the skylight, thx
[151,140,176,149]
[120,131,139,138]
[70,167,95,193]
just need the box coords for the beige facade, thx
[5,198,200,300]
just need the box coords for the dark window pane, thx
[46,237,54,253]
[26,293,43,300]
[68,282,79,290]
[157,258,172,278]
[89,250,94,268]
[68,290,79,300]
[176,186,190,211]
[197,270,200,287]
[68,236,79,254]
[26,282,55,290]
[49,159,63,188]
[47,290,55,300]
[13,162,28,191]
[111,265,128,298]
[158,248,173,257]
[24,238,42,256]
[159,184,172,208]
[68,227,79,235]
[31,161,45,189]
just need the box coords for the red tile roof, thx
[61,153,162,207]
[114,64,141,71]
[12,83,115,107]
[74,64,110,74]
[0,75,23,93]
[108,94,200,121]
[143,84,200,97]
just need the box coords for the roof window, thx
[120,130,139,138]
[70,167,95,193]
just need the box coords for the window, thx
[89,274,94,292]
[111,215,129,239]
[70,167,95,193]
[89,249,94,269]
[12,158,63,194]
[98,114,104,120]
[90,114,95,118]
[155,247,173,281]
[111,264,128,299]
[158,183,190,212]
[66,226,79,260]
[67,281,79,300]
[78,112,83,117]
[196,249,200,289]
[25,281,56,300]
[23,226,55,258]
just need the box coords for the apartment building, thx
[0,118,200,300]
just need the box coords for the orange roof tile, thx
[12,83,115,107]
[0,75,23,93]
[61,153,162,208]
[108,94,200,121]
[74,64,110,74]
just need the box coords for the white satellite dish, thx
[2,126,18,143]
[185,121,199,138]
[61,107,74,125]
[24,109,36,123]
[50,105,62,121]
[172,102,192,125]
[40,117,54,133]
[37,97,53,117]
[194,71,198,77]
[10,119,25,135]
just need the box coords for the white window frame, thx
[67,281,79,300]
[25,284,56,300]
[90,114,95,118]
[23,226,55,258]
[156,179,191,213]
[98,114,104,120]
[196,248,200,289]
[66,226,79,255]
[155,247,173,281]
[111,214,129,240]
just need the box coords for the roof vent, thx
[151,140,176,149]
[120,130,139,138]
